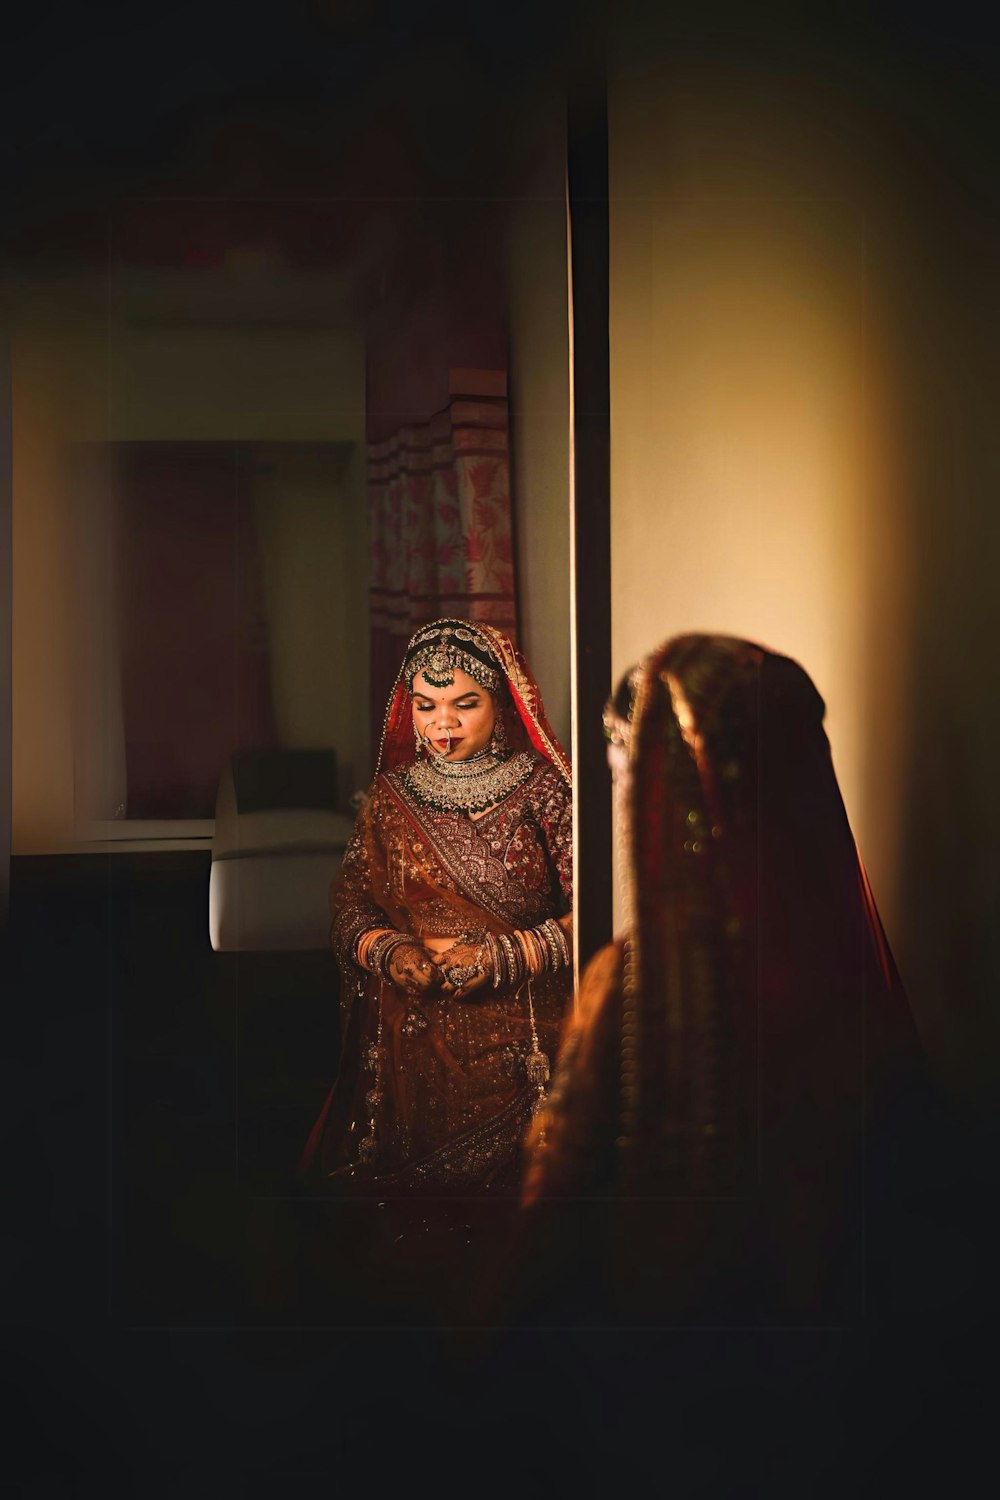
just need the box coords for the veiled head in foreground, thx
[522,632,922,1327]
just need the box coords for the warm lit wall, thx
[609,69,911,929]
[506,167,572,753]
[10,280,109,852]
[9,270,366,851]
[608,40,998,1096]
[610,185,909,904]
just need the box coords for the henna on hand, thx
[388,943,442,995]
[436,940,493,1000]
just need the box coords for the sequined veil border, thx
[342,1087,537,1193]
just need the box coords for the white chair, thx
[208,750,354,952]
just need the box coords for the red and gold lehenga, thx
[510,634,927,1326]
[302,621,573,1195]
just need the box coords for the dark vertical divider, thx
[568,42,613,970]
[0,331,10,931]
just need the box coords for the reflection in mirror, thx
[12,175,571,856]
[71,438,366,829]
[4,23,574,1334]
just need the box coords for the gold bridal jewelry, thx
[403,747,536,815]
[422,726,453,756]
[405,623,503,694]
[443,941,487,987]
[358,982,385,1165]
[419,720,505,761]
[524,980,551,1114]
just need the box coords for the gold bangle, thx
[356,927,392,970]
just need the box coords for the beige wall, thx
[506,175,572,753]
[9,270,365,850]
[609,68,911,954]
[10,280,109,851]
[251,442,369,803]
[110,323,363,443]
[611,189,905,894]
[606,40,1000,1103]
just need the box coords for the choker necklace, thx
[425,744,495,774]
[403,749,536,814]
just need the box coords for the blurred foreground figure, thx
[517,633,928,1325]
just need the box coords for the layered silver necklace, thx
[403,747,536,815]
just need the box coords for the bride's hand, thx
[387,942,442,996]
[437,940,492,1000]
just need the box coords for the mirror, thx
[4,15,573,1324]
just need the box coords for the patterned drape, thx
[368,393,517,748]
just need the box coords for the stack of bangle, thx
[484,918,571,990]
[356,928,414,984]
[485,932,521,990]
[533,916,571,973]
[355,927,389,969]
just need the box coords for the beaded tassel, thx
[524,980,550,1113]
[358,985,384,1165]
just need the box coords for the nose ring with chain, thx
[423,725,452,756]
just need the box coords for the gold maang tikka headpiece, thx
[404,622,502,694]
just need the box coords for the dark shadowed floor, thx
[3,853,990,1495]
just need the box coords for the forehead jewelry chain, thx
[422,631,458,689]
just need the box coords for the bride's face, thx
[411,666,497,761]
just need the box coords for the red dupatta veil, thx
[374,617,571,785]
[621,634,922,1194]
[516,633,925,1324]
